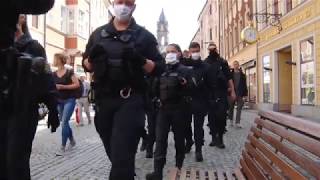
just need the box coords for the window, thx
[273,0,279,14]
[32,15,39,28]
[286,0,293,13]
[209,4,212,15]
[209,28,212,41]
[300,38,315,105]
[68,8,75,35]
[78,10,89,38]
[246,66,257,103]
[263,55,271,103]
[61,6,68,33]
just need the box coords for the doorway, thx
[277,46,293,113]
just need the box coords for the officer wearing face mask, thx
[146,44,192,180]
[204,43,236,149]
[82,0,164,179]
[181,42,210,161]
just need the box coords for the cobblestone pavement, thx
[30,110,258,180]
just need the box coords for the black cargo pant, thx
[94,94,145,180]
[0,104,38,180]
[146,108,158,151]
[184,100,194,146]
[187,98,208,151]
[208,96,228,137]
[153,104,186,171]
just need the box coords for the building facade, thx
[196,0,220,58]
[256,0,320,119]
[220,0,257,107]
[28,0,111,75]
[193,0,320,120]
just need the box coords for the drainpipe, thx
[255,0,259,107]
[43,14,47,50]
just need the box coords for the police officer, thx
[182,42,209,161]
[144,75,159,158]
[204,43,236,149]
[1,1,57,179]
[82,0,164,179]
[146,44,192,180]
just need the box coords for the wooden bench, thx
[168,110,320,180]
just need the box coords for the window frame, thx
[300,37,315,106]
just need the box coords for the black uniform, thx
[0,1,57,180]
[204,53,232,148]
[182,59,209,155]
[146,63,191,180]
[83,19,164,180]
[144,76,159,158]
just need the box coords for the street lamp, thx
[249,12,283,32]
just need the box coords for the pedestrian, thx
[228,61,248,128]
[146,44,192,180]
[76,75,92,126]
[205,43,236,149]
[182,42,210,161]
[53,53,80,156]
[0,0,57,177]
[82,0,164,179]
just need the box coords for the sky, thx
[133,0,207,50]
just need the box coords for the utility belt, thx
[95,83,140,100]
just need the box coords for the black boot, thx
[195,146,203,162]
[145,172,162,180]
[216,134,225,149]
[209,134,217,147]
[146,146,153,159]
[176,157,184,169]
[146,159,164,180]
[185,140,194,153]
[195,152,203,162]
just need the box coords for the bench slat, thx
[225,170,234,180]
[208,170,216,180]
[216,168,225,180]
[180,168,187,180]
[199,169,206,180]
[259,110,320,139]
[248,134,306,179]
[234,168,246,180]
[240,158,255,180]
[245,142,283,180]
[242,151,267,179]
[255,118,320,158]
[190,168,196,180]
[252,127,320,178]
[168,167,178,180]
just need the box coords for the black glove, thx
[47,110,59,133]
[123,47,146,67]
[88,44,108,78]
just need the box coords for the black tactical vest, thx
[159,65,184,104]
[91,27,143,93]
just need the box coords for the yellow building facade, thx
[257,0,320,119]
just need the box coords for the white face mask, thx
[191,52,201,60]
[165,53,178,64]
[113,4,134,22]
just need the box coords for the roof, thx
[159,8,167,22]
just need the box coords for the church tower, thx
[157,9,169,53]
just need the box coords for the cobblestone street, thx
[30,110,257,180]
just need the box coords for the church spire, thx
[159,8,166,22]
[157,8,169,53]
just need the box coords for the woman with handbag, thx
[53,53,80,156]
